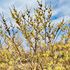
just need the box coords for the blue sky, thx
[0,0,70,20]
[0,0,70,37]
[0,0,70,50]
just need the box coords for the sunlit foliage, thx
[0,0,70,70]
